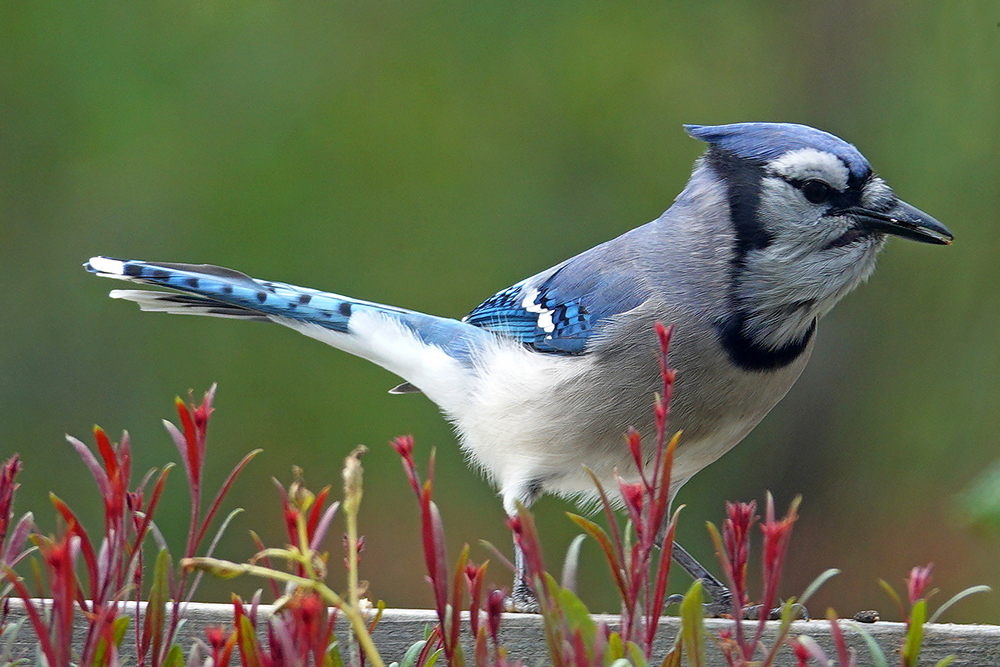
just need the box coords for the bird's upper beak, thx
[843,200,954,245]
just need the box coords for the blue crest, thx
[685,122,871,180]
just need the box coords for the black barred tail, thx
[85,256,495,366]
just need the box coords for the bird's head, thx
[684,122,953,357]
[687,121,952,255]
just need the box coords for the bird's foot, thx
[741,602,809,621]
[666,575,734,617]
[504,580,540,613]
[666,585,808,620]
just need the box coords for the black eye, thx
[801,179,832,204]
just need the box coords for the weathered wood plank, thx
[4,601,998,666]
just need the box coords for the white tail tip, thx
[89,256,126,275]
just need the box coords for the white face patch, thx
[521,288,556,333]
[767,148,850,191]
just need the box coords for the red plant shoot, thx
[393,436,467,666]
[907,564,934,606]
[567,322,681,658]
[710,492,801,666]
[0,455,33,569]
[1,386,259,667]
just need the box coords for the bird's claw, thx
[666,588,808,620]
[665,592,735,618]
[504,581,540,613]
[742,602,809,621]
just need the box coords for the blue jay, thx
[85,122,952,613]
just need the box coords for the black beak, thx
[843,200,953,245]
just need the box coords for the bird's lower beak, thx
[846,201,954,245]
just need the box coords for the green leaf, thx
[0,617,25,662]
[679,580,705,667]
[932,657,956,667]
[902,599,927,667]
[847,623,889,667]
[111,615,130,647]
[538,574,568,667]
[626,641,648,667]
[878,578,905,619]
[236,612,265,667]
[423,648,443,667]
[161,643,185,667]
[326,639,345,667]
[398,640,427,667]
[606,631,625,662]
[91,615,131,667]
[369,598,387,632]
[567,514,623,574]
[928,585,992,623]
[659,647,682,667]
[556,584,596,645]
[143,549,172,662]
[799,568,840,607]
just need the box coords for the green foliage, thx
[677,580,706,667]
[0,387,992,667]
[143,549,172,663]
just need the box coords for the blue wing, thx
[463,261,647,354]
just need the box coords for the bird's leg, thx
[502,481,544,613]
[667,541,733,616]
[506,539,540,612]
[667,542,807,620]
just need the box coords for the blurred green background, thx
[2,0,999,621]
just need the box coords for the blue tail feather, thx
[85,257,493,363]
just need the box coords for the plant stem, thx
[182,558,385,667]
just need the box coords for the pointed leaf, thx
[679,580,705,667]
[581,467,626,564]
[560,534,586,592]
[93,426,119,482]
[567,514,626,596]
[326,638,345,667]
[423,648,443,667]
[3,513,35,566]
[659,648,682,667]
[556,585,596,647]
[398,640,427,667]
[309,501,341,552]
[162,421,196,489]
[194,449,262,549]
[128,464,173,563]
[142,549,171,662]
[2,568,57,666]
[928,585,991,623]
[235,608,265,667]
[846,622,889,667]
[161,643,185,667]
[878,578,906,620]
[799,568,840,607]
[902,599,926,667]
[65,435,111,499]
[606,631,625,661]
[626,642,647,667]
